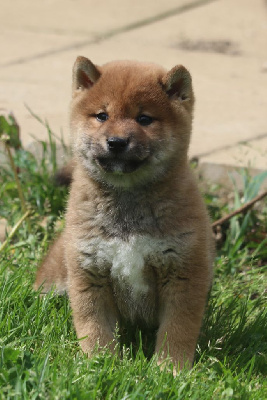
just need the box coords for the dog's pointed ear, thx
[163,65,192,101]
[72,56,101,91]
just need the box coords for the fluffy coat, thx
[35,57,214,369]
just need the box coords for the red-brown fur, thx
[35,57,214,371]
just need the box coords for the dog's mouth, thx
[96,156,148,174]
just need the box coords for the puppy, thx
[35,57,214,370]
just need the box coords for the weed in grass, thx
[0,113,69,253]
[221,169,267,272]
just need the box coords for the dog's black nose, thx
[107,137,129,152]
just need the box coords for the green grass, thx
[0,123,266,399]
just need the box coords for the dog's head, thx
[70,57,194,188]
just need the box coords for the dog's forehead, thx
[93,62,168,107]
[101,60,166,78]
[101,62,164,88]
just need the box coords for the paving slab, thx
[0,0,266,185]
[0,0,203,147]
[1,0,189,39]
[1,0,191,67]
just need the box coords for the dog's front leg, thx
[155,276,209,370]
[68,267,119,355]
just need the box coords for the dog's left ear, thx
[163,65,192,101]
[72,56,101,92]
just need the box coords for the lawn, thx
[0,118,266,399]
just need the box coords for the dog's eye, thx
[96,112,109,122]
[180,94,188,101]
[137,114,154,126]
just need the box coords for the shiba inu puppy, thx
[35,56,214,370]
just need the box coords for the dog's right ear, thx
[162,65,192,102]
[72,56,101,91]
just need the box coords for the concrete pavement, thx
[1,0,266,186]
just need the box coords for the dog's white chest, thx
[78,235,182,297]
[109,237,152,294]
